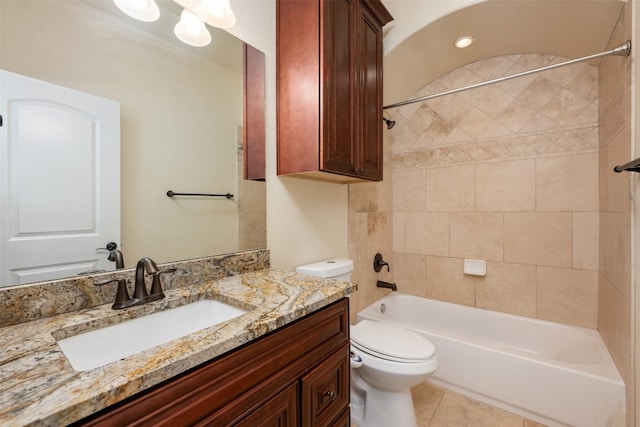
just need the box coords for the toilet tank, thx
[296,259,354,282]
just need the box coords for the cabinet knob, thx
[323,389,337,401]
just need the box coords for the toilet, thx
[296,259,438,427]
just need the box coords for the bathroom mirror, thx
[0,0,266,287]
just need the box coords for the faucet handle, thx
[373,253,390,273]
[95,278,134,309]
[149,268,177,300]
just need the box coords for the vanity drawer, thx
[301,343,350,427]
[234,382,298,427]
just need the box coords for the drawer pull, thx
[323,389,337,401]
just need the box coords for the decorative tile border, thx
[388,53,599,168]
[391,127,598,169]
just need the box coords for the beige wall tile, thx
[600,212,629,295]
[601,125,631,213]
[598,272,631,380]
[465,55,514,81]
[476,262,536,317]
[392,252,428,297]
[474,85,514,119]
[349,211,394,325]
[426,165,474,212]
[426,256,476,306]
[437,93,475,125]
[349,181,379,213]
[537,267,598,328]
[573,212,599,270]
[393,212,405,252]
[504,212,572,267]
[450,212,503,261]
[518,75,561,110]
[541,89,592,127]
[599,90,625,147]
[456,108,494,139]
[405,212,450,256]
[495,98,538,133]
[392,169,426,212]
[476,159,535,211]
[536,152,599,212]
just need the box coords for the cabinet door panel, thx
[358,3,384,181]
[301,344,350,427]
[321,0,358,176]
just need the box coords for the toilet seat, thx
[351,320,435,363]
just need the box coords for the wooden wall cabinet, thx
[74,299,350,427]
[277,0,392,183]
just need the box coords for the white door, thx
[0,70,120,286]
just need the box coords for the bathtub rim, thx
[357,292,624,383]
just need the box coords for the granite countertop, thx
[0,269,356,426]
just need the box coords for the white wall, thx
[228,0,349,270]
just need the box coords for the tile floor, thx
[411,382,548,427]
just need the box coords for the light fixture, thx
[112,0,160,22]
[196,0,236,29]
[112,0,235,47]
[174,9,212,47]
[454,36,474,49]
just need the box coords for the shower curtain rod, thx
[383,40,632,111]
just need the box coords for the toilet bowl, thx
[350,319,438,427]
[296,259,438,427]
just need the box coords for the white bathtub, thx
[356,293,625,427]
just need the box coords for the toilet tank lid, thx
[295,258,353,278]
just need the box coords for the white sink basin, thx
[56,299,247,371]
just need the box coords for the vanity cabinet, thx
[276,0,393,183]
[74,298,350,427]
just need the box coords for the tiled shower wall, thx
[385,53,600,328]
[598,3,634,425]
[348,131,395,324]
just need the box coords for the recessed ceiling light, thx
[455,36,474,49]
